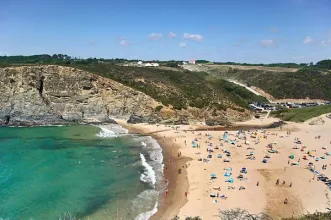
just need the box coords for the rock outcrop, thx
[0,65,251,126]
[0,65,161,125]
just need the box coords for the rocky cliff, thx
[0,65,163,125]
[0,65,250,126]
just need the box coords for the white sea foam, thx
[135,201,158,220]
[140,153,156,187]
[132,190,159,220]
[133,136,165,220]
[96,126,117,138]
[95,124,128,138]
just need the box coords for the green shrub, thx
[155,105,163,112]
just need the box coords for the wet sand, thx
[116,120,190,220]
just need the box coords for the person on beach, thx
[165,189,169,196]
[276,179,279,185]
[283,180,286,185]
[284,198,288,204]
[185,192,188,197]
[290,182,292,187]
[257,181,259,186]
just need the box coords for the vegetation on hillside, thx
[271,105,331,122]
[217,67,331,100]
[0,55,267,112]
[68,63,267,110]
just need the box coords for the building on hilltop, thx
[137,61,143,65]
[143,63,159,67]
[189,60,196,64]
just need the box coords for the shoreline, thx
[116,120,191,220]
[117,115,331,219]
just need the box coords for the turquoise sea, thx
[0,124,165,220]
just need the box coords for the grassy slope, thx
[271,105,331,122]
[64,63,267,110]
[213,67,331,100]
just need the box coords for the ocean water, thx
[0,124,164,220]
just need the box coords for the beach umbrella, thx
[211,174,217,178]
[289,155,294,159]
[224,172,231,177]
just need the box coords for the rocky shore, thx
[0,65,251,126]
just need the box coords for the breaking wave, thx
[95,124,128,138]
[135,201,158,220]
[140,153,156,187]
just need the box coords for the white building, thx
[189,60,196,64]
[144,63,159,67]
[137,61,143,65]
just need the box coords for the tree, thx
[219,208,273,220]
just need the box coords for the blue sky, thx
[0,0,330,63]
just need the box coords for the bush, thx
[155,105,163,112]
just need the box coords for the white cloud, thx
[321,39,331,46]
[179,42,187,47]
[120,39,129,47]
[260,39,275,47]
[183,33,204,41]
[168,32,177,38]
[148,33,163,40]
[303,36,313,44]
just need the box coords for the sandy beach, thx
[117,114,331,220]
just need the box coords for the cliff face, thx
[0,65,250,126]
[0,65,161,125]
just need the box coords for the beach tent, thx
[231,140,236,145]
[226,178,234,183]
[217,154,222,158]
[241,168,247,174]
[224,172,231,177]
[250,152,254,156]
[321,156,326,159]
[289,155,294,159]
[262,159,268,163]
[211,174,217,179]
[208,154,212,158]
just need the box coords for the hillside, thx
[271,105,331,122]
[0,64,267,126]
[67,63,267,110]
[182,61,331,101]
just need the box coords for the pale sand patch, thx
[116,115,331,219]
